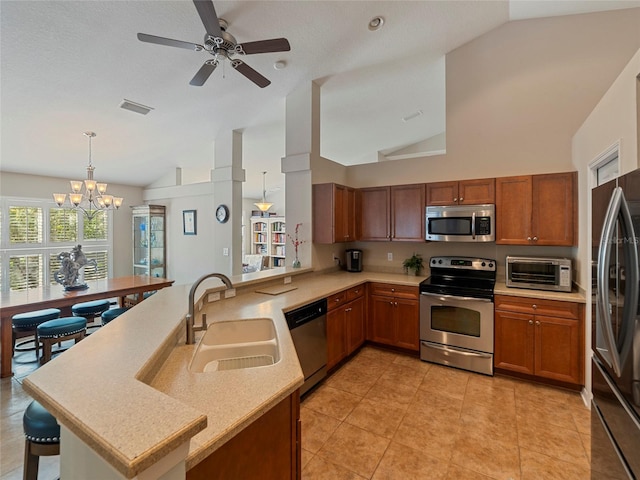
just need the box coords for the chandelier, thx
[53,132,124,220]
[254,171,273,213]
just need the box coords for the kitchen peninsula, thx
[21,268,425,479]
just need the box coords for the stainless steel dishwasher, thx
[285,298,327,396]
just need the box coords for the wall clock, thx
[216,204,230,223]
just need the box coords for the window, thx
[1,198,113,292]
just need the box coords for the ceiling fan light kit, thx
[368,16,385,31]
[137,0,291,88]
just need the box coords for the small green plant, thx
[402,253,424,275]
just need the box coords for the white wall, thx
[0,171,143,277]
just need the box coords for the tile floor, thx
[2,344,592,480]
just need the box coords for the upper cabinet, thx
[313,183,356,244]
[496,172,576,246]
[426,178,495,206]
[358,184,425,242]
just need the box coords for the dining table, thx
[0,275,175,378]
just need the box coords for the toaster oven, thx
[506,256,572,292]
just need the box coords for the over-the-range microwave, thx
[506,256,573,292]
[425,204,495,242]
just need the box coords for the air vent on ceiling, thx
[119,99,154,115]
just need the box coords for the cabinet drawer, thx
[495,295,579,319]
[369,283,418,300]
[347,285,365,301]
[327,291,348,311]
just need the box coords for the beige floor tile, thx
[372,441,449,480]
[302,385,362,421]
[357,346,399,364]
[393,403,460,462]
[324,365,381,397]
[515,381,584,409]
[519,448,591,480]
[581,433,591,463]
[317,423,390,479]
[458,410,519,446]
[344,397,407,439]
[301,448,314,471]
[571,403,592,435]
[419,364,470,400]
[302,455,367,480]
[365,376,418,407]
[392,354,432,373]
[464,375,516,409]
[450,435,521,480]
[300,406,342,454]
[412,389,463,420]
[445,463,497,480]
[517,420,590,469]
[379,363,428,389]
[515,394,578,431]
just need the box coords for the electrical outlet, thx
[387,252,393,261]
[284,276,292,285]
[208,292,221,302]
[222,247,229,256]
[224,288,236,298]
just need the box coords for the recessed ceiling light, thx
[368,16,384,31]
[274,60,287,70]
[119,99,154,115]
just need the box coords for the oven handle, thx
[421,341,493,358]
[420,291,492,303]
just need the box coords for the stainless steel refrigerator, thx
[591,167,640,479]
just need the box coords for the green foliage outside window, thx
[84,211,107,240]
[10,254,42,290]
[9,207,42,244]
[49,208,78,242]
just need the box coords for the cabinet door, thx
[313,183,351,244]
[327,307,346,370]
[458,178,495,205]
[394,298,419,351]
[368,295,395,345]
[359,187,390,241]
[346,296,365,354]
[494,310,534,375]
[391,184,425,241]
[531,172,576,246]
[496,175,532,245]
[343,186,356,242]
[426,181,458,206]
[535,315,582,384]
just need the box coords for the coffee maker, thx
[345,249,363,272]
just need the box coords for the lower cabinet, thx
[187,391,301,480]
[367,283,419,351]
[327,286,366,369]
[494,295,584,386]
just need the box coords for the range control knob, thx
[489,263,494,268]
[438,259,443,264]
[431,259,436,264]
[481,262,486,267]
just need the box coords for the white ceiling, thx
[1,0,638,199]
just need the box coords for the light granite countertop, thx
[494,281,586,303]
[21,268,425,478]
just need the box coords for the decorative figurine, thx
[53,244,97,291]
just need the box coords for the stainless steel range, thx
[419,256,496,376]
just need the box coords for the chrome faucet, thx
[186,273,233,345]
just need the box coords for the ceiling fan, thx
[137,0,290,88]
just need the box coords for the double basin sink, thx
[189,318,280,373]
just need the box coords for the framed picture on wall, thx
[183,210,197,235]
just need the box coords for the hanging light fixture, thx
[254,171,273,213]
[53,131,124,219]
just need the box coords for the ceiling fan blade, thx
[231,60,271,88]
[190,61,218,86]
[193,0,223,38]
[238,38,291,55]
[137,33,203,51]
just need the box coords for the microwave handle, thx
[471,212,476,240]
[509,259,556,265]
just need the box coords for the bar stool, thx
[37,317,87,364]
[11,308,61,358]
[71,299,110,331]
[101,307,129,325]
[23,400,60,480]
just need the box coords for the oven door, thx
[420,292,494,353]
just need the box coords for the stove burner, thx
[420,256,496,300]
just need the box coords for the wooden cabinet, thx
[368,283,419,351]
[496,172,577,246]
[358,184,425,242]
[313,183,356,244]
[187,391,300,480]
[426,178,495,206]
[326,286,366,369]
[494,295,584,386]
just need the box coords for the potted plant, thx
[402,253,424,276]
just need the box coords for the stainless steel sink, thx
[189,318,280,373]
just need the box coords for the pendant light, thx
[254,171,273,213]
[53,131,124,220]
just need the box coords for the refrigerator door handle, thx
[618,189,639,368]
[597,187,623,376]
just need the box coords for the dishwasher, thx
[285,298,327,396]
